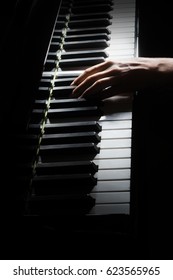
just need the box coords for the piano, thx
[1,0,173,259]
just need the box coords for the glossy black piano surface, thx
[1,0,173,260]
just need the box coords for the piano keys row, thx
[44,0,113,71]
[24,0,135,216]
[27,94,132,216]
[44,0,136,72]
[107,0,136,59]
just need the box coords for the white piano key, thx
[96,169,131,180]
[114,6,135,11]
[100,112,132,121]
[107,32,135,39]
[115,0,135,4]
[108,49,135,57]
[108,27,135,35]
[92,180,130,192]
[96,148,131,159]
[100,129,131,139]
[115,12,135,17]
[110,11,135,17]
[56,70,84,76]
[109,54,135,59]
[100,120,132,129]
[91,192,130,204]
[114,2,135,8]
[107,37,135,44]
[89,203,130,215]
[111,22,135,29]
[93,158,131,169]
[113,2,136,7]
[99,138,131,149]
[110,14,135,21]
[107,43,135,51]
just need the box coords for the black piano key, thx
[34,100,48,109]
[68,18,111,29]
[44,59,57,71]
[52,85,75,97]
[49,42,61,52]
[56,15,67,22]
[55,21,67,29]
[39,143,100,156]
[66,27,111,36]
[44,121,102,134]
[71,5,113,14]
[61,50,108,59]
[63,39,110,50]
[49,98,101,108]
[59,57,105,68]
[72,0,113,5]
[41,132,101,145]
[47,52,59,61]
[33,173,97,191]
[54,78,74,86]
[36,161,98,175]
[39,78,53,87]
[65,33,110,42]
[28,124,42,134]
[37,87,50,99]
[59,7,70,16]
[70,12,112,21]
[51,35,62,43]
[32,109,46,121]
[52,29,64,36]
[47,106,102,118]
[27,194,95,216]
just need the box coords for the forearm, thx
[134,57,173,88]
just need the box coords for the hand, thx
[71,58,173,100]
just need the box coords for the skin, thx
[71,58,173,100]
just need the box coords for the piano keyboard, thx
[25,0,137,218]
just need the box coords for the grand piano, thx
[1,0,173,259]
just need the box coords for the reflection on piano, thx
[1,0,173,259]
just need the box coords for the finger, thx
[71,60,114,86]
[99,85,136,101]
[71,73,101,98]
[71,66,123,98]
[79,76,117,99]
[87,84,129,101]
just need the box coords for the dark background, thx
[0,0,173,260]
[134,0,173,259]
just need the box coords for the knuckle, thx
[95,79,102,86]
[105,60,114,67]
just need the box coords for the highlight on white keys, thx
[1,259,173,280]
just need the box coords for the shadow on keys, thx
[101,93,133,115]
